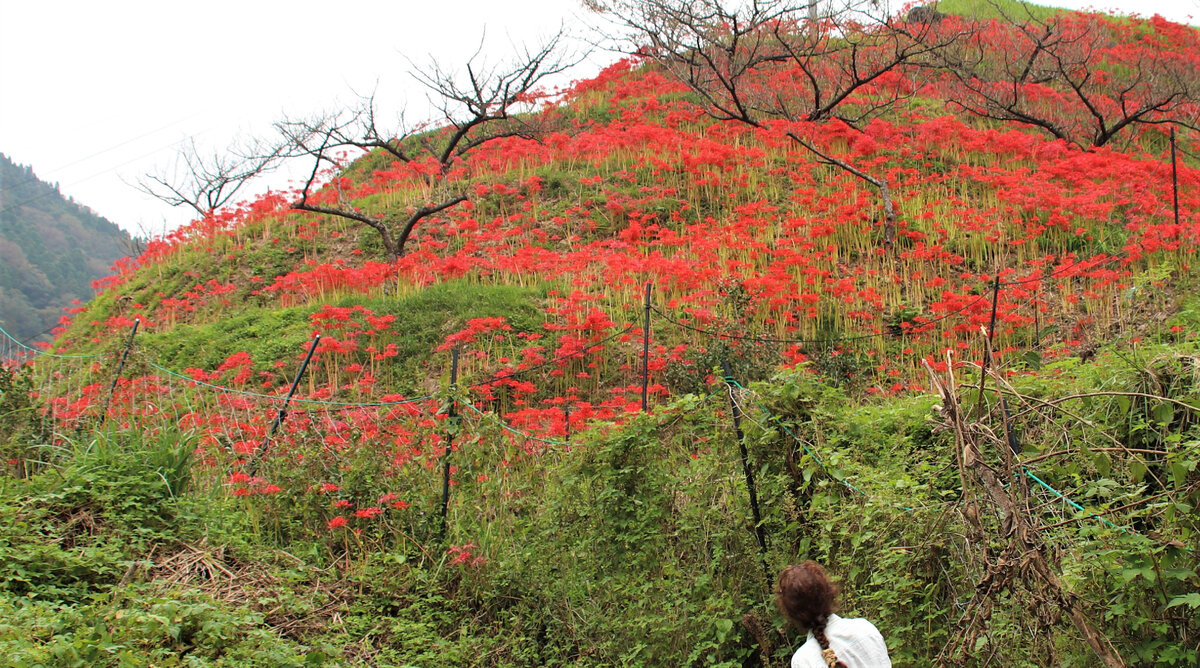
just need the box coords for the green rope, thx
[767,413,867,496]
[1022,468,1193,550]
[460,387,729,448]
[725,378,1179,536]
[0,321,103,359]
[462,401,569,446]
[145,360,432,408]
[723,378,881,501]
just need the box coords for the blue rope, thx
[1023,467,1118,529]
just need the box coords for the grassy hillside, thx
[0,153,131,346]
[2,2,1199,665]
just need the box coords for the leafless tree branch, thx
[933,1,1200,147]
[141,30,578,261]
[136,136,285,216]
[278,30,576,261]
[587,0,973,250]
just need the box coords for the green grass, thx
[935,0,1071,21]
[134,279,546,394]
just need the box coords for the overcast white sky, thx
[1,0,1197,236]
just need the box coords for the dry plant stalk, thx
[924,352,1125,667]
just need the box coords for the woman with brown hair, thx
[776,561,891,668]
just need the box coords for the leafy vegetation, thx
[3,339,1196,664]
[3,0,1200,664]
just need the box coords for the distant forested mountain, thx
[0,153,131,344]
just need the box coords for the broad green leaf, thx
[1120,567,1156,584]
[1171,460,1187,487]
[1166,593,1200,610]
[1115,395,1131,415]
[1164,568,1197,582]
[1130,460,1148,483]
[1152,402,1175,426]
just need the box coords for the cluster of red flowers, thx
[447,542,486,567]
[29,13,1200,536]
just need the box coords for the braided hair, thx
[776,561,848,668]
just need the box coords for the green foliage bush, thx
[0,428,194,601]
[0,364,52,473]
[0,423,337,666]
[0,588,322,667]
[3,347,1198,665]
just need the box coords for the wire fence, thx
[0,261,1112,451]
[0,248,1177,545]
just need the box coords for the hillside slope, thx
[0,153,131,345]
[3,4,1199,666]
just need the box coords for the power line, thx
[0,122,223,219]
[0,110,208,196]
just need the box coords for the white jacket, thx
[789,614,892,668]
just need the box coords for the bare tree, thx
[279,33,574,261]
[141,32,574,260]
[135,136,285,217]
[934,3,1199,148]
[587,0,971,247]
